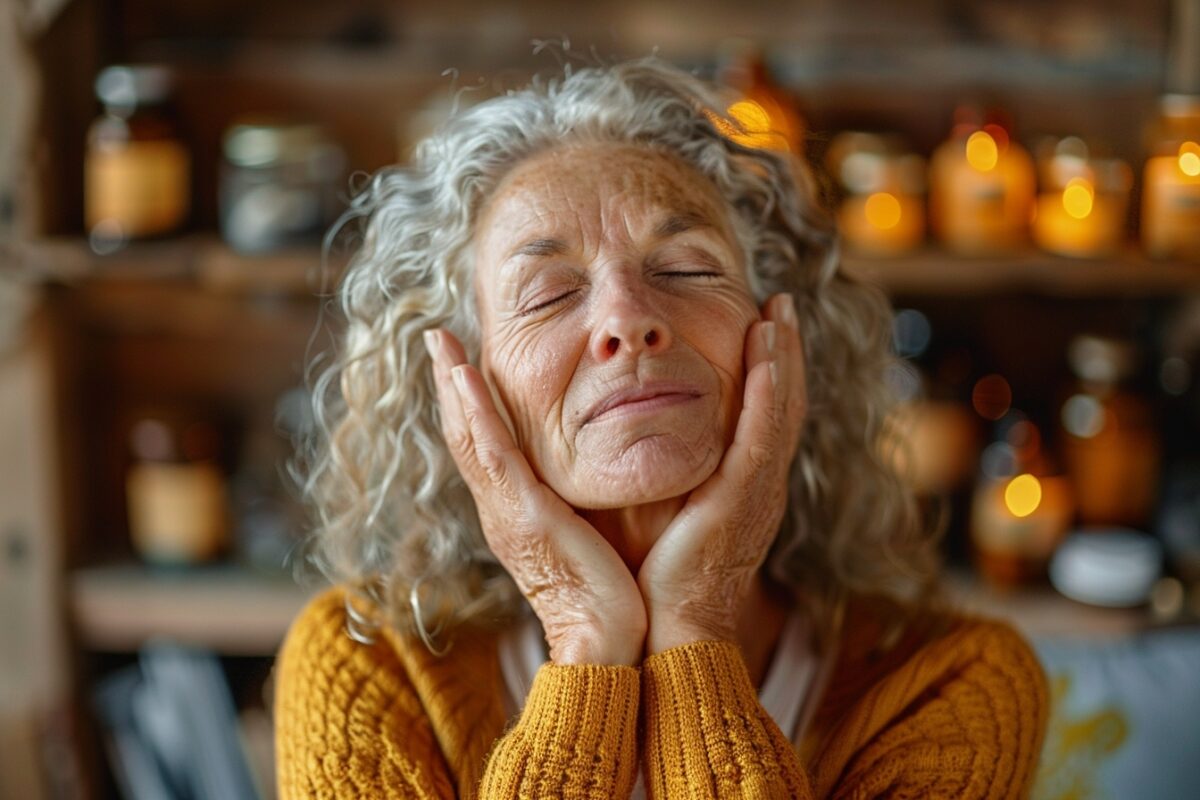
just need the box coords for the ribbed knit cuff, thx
[477,662,640,799]
[641,640,813,799]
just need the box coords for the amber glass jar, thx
[85,65,190,247]
[125,413,230,566]
[1141,94,1200,260]
[1060,336,1162,527]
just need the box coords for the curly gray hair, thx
[290,56,941,652]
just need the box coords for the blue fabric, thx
[1029,627,1200,800]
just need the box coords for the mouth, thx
[584,382,704,425]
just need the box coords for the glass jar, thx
[929,107,1035,256]
[219,117,346,253]
[1141,94,1200,260]
[1060,335,1162,527]
[1032,136,1132,259]
[85,65,190,248]
[125,413,230,566]
[826,132,926,257]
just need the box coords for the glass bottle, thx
[85,65,190,248]
[1060,335,1162,527]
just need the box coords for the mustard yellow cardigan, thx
[273,586,1047,798]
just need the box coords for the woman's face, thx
[473,143,759,509]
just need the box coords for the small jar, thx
[219,117,345,253]
[85,65,190,248]
[1060,336,1162,527]
[1141,95,1200,260]
[826,132,926,257]
[929,109,1035,255]
[125,414,230,565]
[1032,137,1132,259]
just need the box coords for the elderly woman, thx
[274,58,1047,799]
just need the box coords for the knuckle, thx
[475,443,510,487]
[747,441,775,472]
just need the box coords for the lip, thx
[584,381,704,424]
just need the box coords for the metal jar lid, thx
[222,117,329,168]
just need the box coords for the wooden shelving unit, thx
[7,2,1200,796]
[69,563,320,656]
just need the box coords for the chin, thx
[559,434,723,510]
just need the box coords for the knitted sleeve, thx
[640,640,817,799]
[273,589,642,799]
[640,620,1047,800]
[476,662,641,798]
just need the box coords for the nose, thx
[588,276,672,362]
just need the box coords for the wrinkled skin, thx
[426,143,807,666]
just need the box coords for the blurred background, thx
[2,0,1200,798]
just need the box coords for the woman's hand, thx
[425,328,647,666]
[636,293,807,654]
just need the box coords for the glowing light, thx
[714,100,791,152]
[1062,394,1105,438]
[966,131,999,171]
[982,123,1009,153]
[864,192,902,230]
[1004,473,1042,517]
[1180,142,1200,177]
[1062,177,1095,219]
[971,374,1012,420]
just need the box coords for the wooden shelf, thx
[942,568,1157,639]
[17,235,343,297]
[843,247,1200,298]
[69,563,321,656]
[18,236,1199,299]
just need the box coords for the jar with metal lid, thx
[85,65,191,249]
[825,132,927,257]
[219,117,345,253]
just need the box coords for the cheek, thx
[484,327,580,450]
[671,291,757,383]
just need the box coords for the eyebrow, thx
[653,211,716,238]
[508,238,569,259]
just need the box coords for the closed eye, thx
[520,290,578,316]
[656,270,722,278]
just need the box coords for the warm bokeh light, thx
[965,131,999,171]
[982,123,1009,153]
[1062,177,1095,219]
[1179,141,1200,177]
[864,192,902,229]
[1004,473,1043,517]
[971,374,1012,420]
[710,99,791,151]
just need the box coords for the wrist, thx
[549,626,646,667]
[646,614,734,655]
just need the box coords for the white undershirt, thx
[497,608,835,797]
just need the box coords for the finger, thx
[450,363,540,500]
[762,293,807,447]
[719,353,780,481]
[425,329,475,469]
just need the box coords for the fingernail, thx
[423,329,440,360]
[762,321,777,353]
[781,295,798,328]
[451,365,468,395]
[769,360,779,388]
